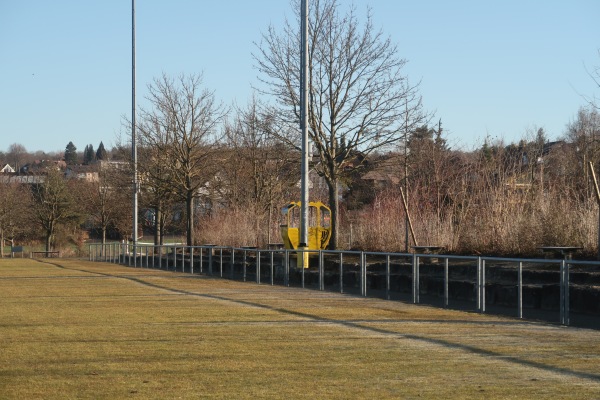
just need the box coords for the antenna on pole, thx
[132,0,138,264]
[299,0,309,249]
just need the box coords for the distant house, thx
[20,159,66,174]
[1,164,15,173]
[360,156,401,189]
[65,165,99,182]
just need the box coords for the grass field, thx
[1,258,600,399]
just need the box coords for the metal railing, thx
[88,243,600,327]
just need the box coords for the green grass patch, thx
[1,258,600,399]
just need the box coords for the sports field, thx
[1,258,599,399]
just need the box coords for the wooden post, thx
[400,187,418,247]
[589,162,600,260]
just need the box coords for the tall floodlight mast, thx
[299,0,309,248]
[132,0,138,264]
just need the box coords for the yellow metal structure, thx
[280,201,332,250]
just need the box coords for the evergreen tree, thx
[83,144,95,165]
[96,141,107,161]
[64,141,78,165]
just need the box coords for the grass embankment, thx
[1,258,599,399]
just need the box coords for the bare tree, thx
[137,144,178,245]
[80,164,131,245]
[7,143,27,172]
[564,106,600,196]
[0,182,32,257]
[136,73,227,246]
[221,98,299,244]
[30,169,80,252]
[254,0,427,248]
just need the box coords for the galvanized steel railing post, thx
[230,249,235,279]
[339,252,344,294]
[560,260,570,326]
[208,247,213,276]
[560,260,565,324]
[284,250,289,287]
[301,250,305,288]
[319,251,324,291]
[444,258,449,308]
[565,260,570,326]
[256,250,261,284]
[518,261,523,319]
[481,259,486,313]
[190,247,194,274]
[361,252,366,297]
[270,251,274,285]
[199,247,203,273]
[477,259,484,312]
[386,254,390,300]
[219,248,224,277]
[243,249,247,282]
[158,246,162,269]
[412,254,419,304]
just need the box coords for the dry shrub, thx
[454,186,597,256]
[343,189,454,252]
[541,194,597,250]
[196,204,280,248]
[340,184,598,257]
[342,192,406,252]
[190,182,598,258]
[455,188,540,255]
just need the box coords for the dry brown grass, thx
[344,186,599,257]
[1,258,600,399]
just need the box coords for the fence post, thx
[230,248,235,279]
[481,259,486,313]
[190,247,194,274]
[270,251,274,285]
[158,246,162,269]
[219,248,224,277]
[444,258,449,308]
[301,250,305,288]
[199,247,203,273]
[476,257,481,312]
[560,260,570,326]
[284,250,289,287]
[386,254,390,300]
[243,249,247,282]
[412,253,419,304]
[256,249,261,284]
[361,252,366,297]
[339,252,344,294]
[565,260,570,326]
[518,261,523,319]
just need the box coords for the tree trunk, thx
[154,205,161,246]
[186,191,194,247]
[327,178,339,250]
[45,230,52,252]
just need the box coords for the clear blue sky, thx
[1,0,598,154]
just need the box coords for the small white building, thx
[1,164,15,173]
